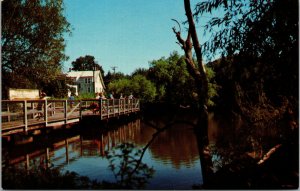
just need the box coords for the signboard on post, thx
[8,88,40,100]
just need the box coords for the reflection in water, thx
[149,123,199,169]
[207,113,268,172]
[206,112,298,189]
[106,143,155,189]
[3,111,297,189]
[2,117,203,189]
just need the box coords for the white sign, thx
[9,88,40,100]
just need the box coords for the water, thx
[2,116,203,189]
[3,112,297,189]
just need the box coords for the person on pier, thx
[95,92,100,99]
[69,93,75,108]
[128,93,134,99]
[108,92,114,99]
[36,91,46,120]
[97,92,107,114]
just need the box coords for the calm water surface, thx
[3,117,203,189]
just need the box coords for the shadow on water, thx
[201,112,299,189]
[2,106,298,189]
[2,110,202,189]
[2,142,154,189]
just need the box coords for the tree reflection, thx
[106,142,155,189]
[2,161,99,189]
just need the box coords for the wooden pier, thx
[1,98,140,136]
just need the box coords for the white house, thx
[66,70,105,96]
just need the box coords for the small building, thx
[66,70,105,96]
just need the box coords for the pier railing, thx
[1,98,140,135]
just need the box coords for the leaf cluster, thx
[108,75,156,102]
[71,55,105,77]
[194,0,277,59]
[2,0,71,97]
[106,142,155,189]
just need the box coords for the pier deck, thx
[1,98,140,136]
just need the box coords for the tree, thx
[2,0,71,97]
[71,55,105,77]
[148,52,198,105]
[131,75,157,102]
[172,0,209,111]
[131,68,149,78]
[104,71,128,87]
[195,0,298,124]
[107,78,131,97]
[108,75,156,103]
[171,0,220,185]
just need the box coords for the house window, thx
[87,87,91,93]
[85,78,92,84]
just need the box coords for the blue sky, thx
[63,0,212,75]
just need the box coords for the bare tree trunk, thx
[173,0,211,186]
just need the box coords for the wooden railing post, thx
[124,99,126,113]
[7,103,11,122]
[99,99,102,120]
[119,99,121,115]
[79,101,82,120]
[23,100,28,132]
[64,100,68,124]
[44,99,48,125]
[53,102,56,115]
[112,99,114,114]
[107,100,110,118]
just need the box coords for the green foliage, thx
[2,0,71,97]
[76,92,96,100]
[148,51,199,105]
[201,0,298,124]
[71,55,105,77]
[205,66,219,107]
[42,78,68,98]
[108,78,131,96]
[131,75,157,102]
[108,75,156,102]
[131,68,149,77]
[104,71,128,87]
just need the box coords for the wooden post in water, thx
[23,100,28,132]
[65,139,69,164]
[80,136,83,156]
[25,154,30,172]
[46,147,50,168]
